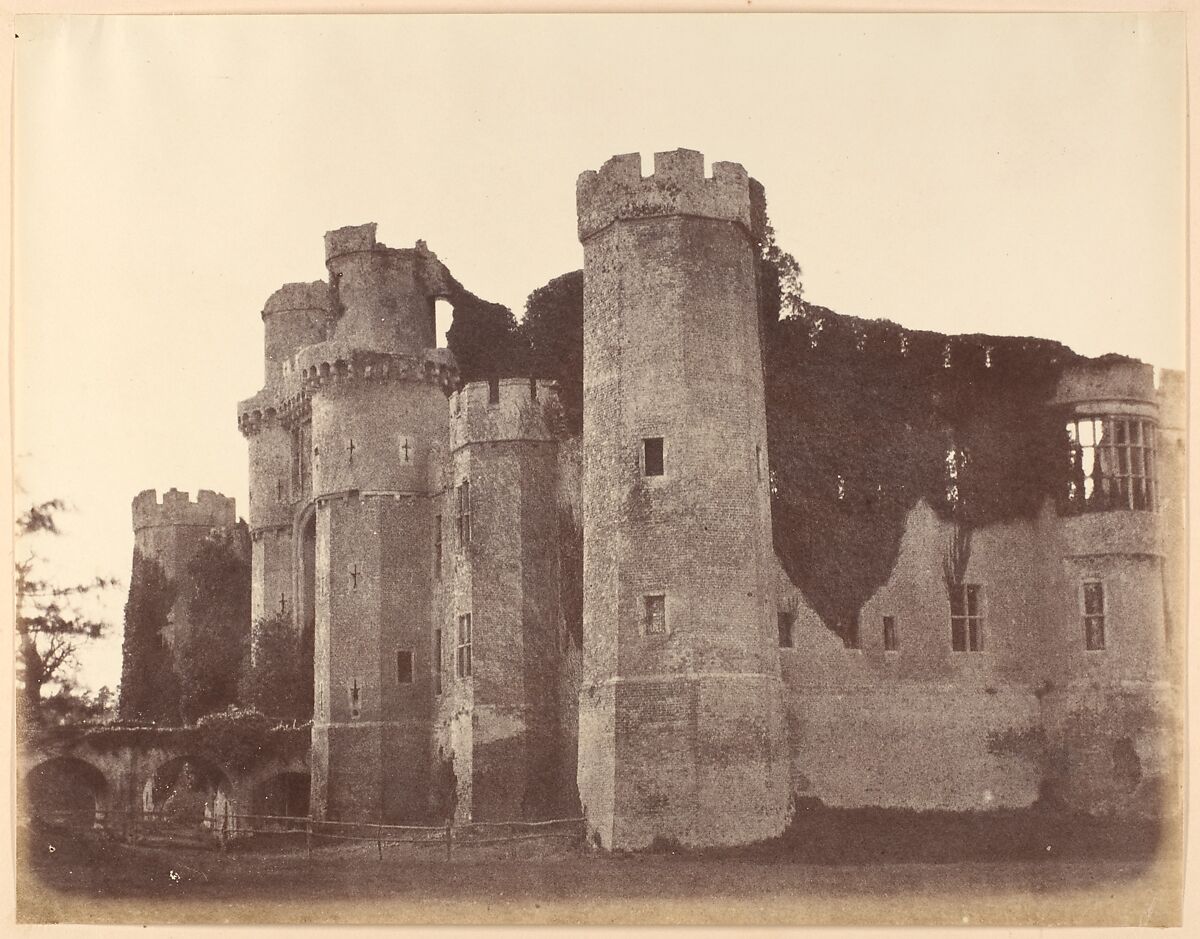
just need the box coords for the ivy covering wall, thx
[765,305,1077,639]
[443,193,1115,641]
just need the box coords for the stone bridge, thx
[20,724,312,831]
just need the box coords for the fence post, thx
[445,818,453,860]
[377,821,383,861]
[306,818,312,858]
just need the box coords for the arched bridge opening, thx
[24,756,109,828]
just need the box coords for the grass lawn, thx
[16,814,1182,927]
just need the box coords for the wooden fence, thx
[29,807,586,858]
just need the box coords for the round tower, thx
[131,488,237,648]
[435,379,568,821]
[1045,358,1172,813]
[303,224,457,824]
[241,283,332,629]
[575,149,790,849]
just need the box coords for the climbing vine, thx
[766,306,1077,638]
[453,190,1088,641]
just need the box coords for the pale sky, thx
[13,13,1187,693]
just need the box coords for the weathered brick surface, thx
[775,354,1178,816]
[432,381,570,820]
[230,160,1181,844]
[577,150,789,849]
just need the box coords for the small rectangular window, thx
[843,620,861,650]
[643,594,666,634]
[487,377,500,405]
[882,615,898,652]
[643,437,664,477]
[456,613,473,678]
[1083,581,1106,651]
[530,378,538,400]
[396,650,413,684]
[777,610,794,648]
[433,629,443,695]
[950,584,984,652]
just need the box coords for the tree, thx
[118,548,181,724]
[239,611,313,723]
[749,178,804,328]
[176,528,251,724]
[520,270,584,434]
[444,285,528,385]
[15,500,118,722]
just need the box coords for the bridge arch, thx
[24,756,111,826]
[142,752,235,828]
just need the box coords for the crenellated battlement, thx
[450,378,561,450]
[132,488,236,531]
[238,346,457,434]
[236,389,301,435]
[577,148,751,242]
[294,343,457,393]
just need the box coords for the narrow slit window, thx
[643,595,666,635]
[643,437,664,477]
[396,650,413,684]
[529,378,538,400]
[456,613,473,678]
[777,610,794,648]
[433,629,443,695]
[434,514,443,578]
[882,615,898,652]
[487,377,500,405]
[457,481,472,548]
[843,620,861,650]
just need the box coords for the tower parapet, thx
[1051,356,1157,414]
[576,149,751,242]
[132,488,236,533]
[262,281,332,388]
[450,379,560,450]
[294,343,457,394]
[130,488,238,651]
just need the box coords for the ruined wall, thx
[774,358,1176,817]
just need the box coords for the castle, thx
[139,149,1182,850]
